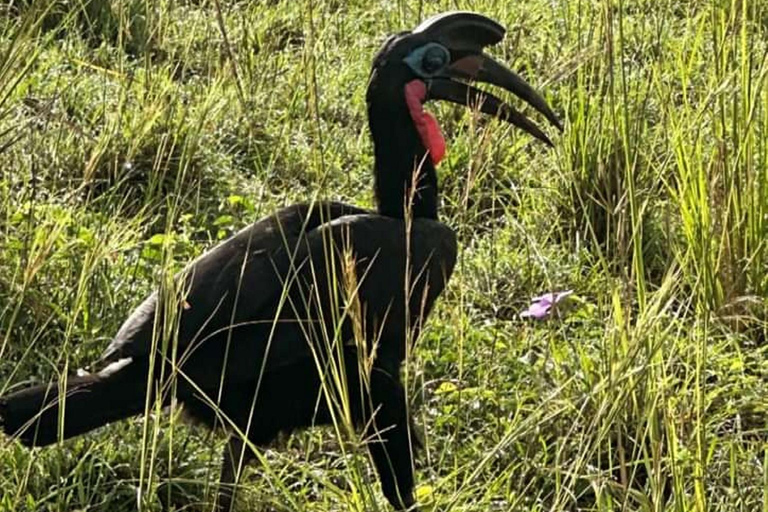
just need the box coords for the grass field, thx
[1,0,767,511]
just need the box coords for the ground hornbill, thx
[0,11,561,511]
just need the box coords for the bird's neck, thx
[368,106,439,220]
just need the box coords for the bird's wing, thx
[262,214,458,369]
[101,201,367,363]
[167,212,457,391]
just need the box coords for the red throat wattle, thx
[404,80,446,166]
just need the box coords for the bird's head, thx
[366,11,562,166]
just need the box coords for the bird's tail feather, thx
[0,359,150,447]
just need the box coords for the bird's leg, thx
[365,366,418,511]
[217,435,255,512]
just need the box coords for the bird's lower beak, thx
[424,52,562,147]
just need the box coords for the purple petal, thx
[530,295,554,306]
[531,289,573,305]
[520,302,552,319]
[522,290,574,320]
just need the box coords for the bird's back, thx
[100,202,456,407]
[101,201,367,365]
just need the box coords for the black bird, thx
[0,11,561,511]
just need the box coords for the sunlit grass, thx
[1,0,767,511]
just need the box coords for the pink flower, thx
[520,290,574,319]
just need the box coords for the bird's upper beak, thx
[426,53,562,147]
[413,12,562,147]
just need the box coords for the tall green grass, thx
[1,0,767,511]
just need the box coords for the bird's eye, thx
[422,46,448,74]
[403,43,451,78]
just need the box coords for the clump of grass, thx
[2,1,768,512]
[665,2,768,333]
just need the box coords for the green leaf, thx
[213,215,234,226]
[147,233,168,246]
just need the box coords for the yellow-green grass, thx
[1,0,767,510]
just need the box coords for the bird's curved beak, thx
[425,52,562,147]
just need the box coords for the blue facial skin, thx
[403,43,451,78]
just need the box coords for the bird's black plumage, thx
[0,11,561,511]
